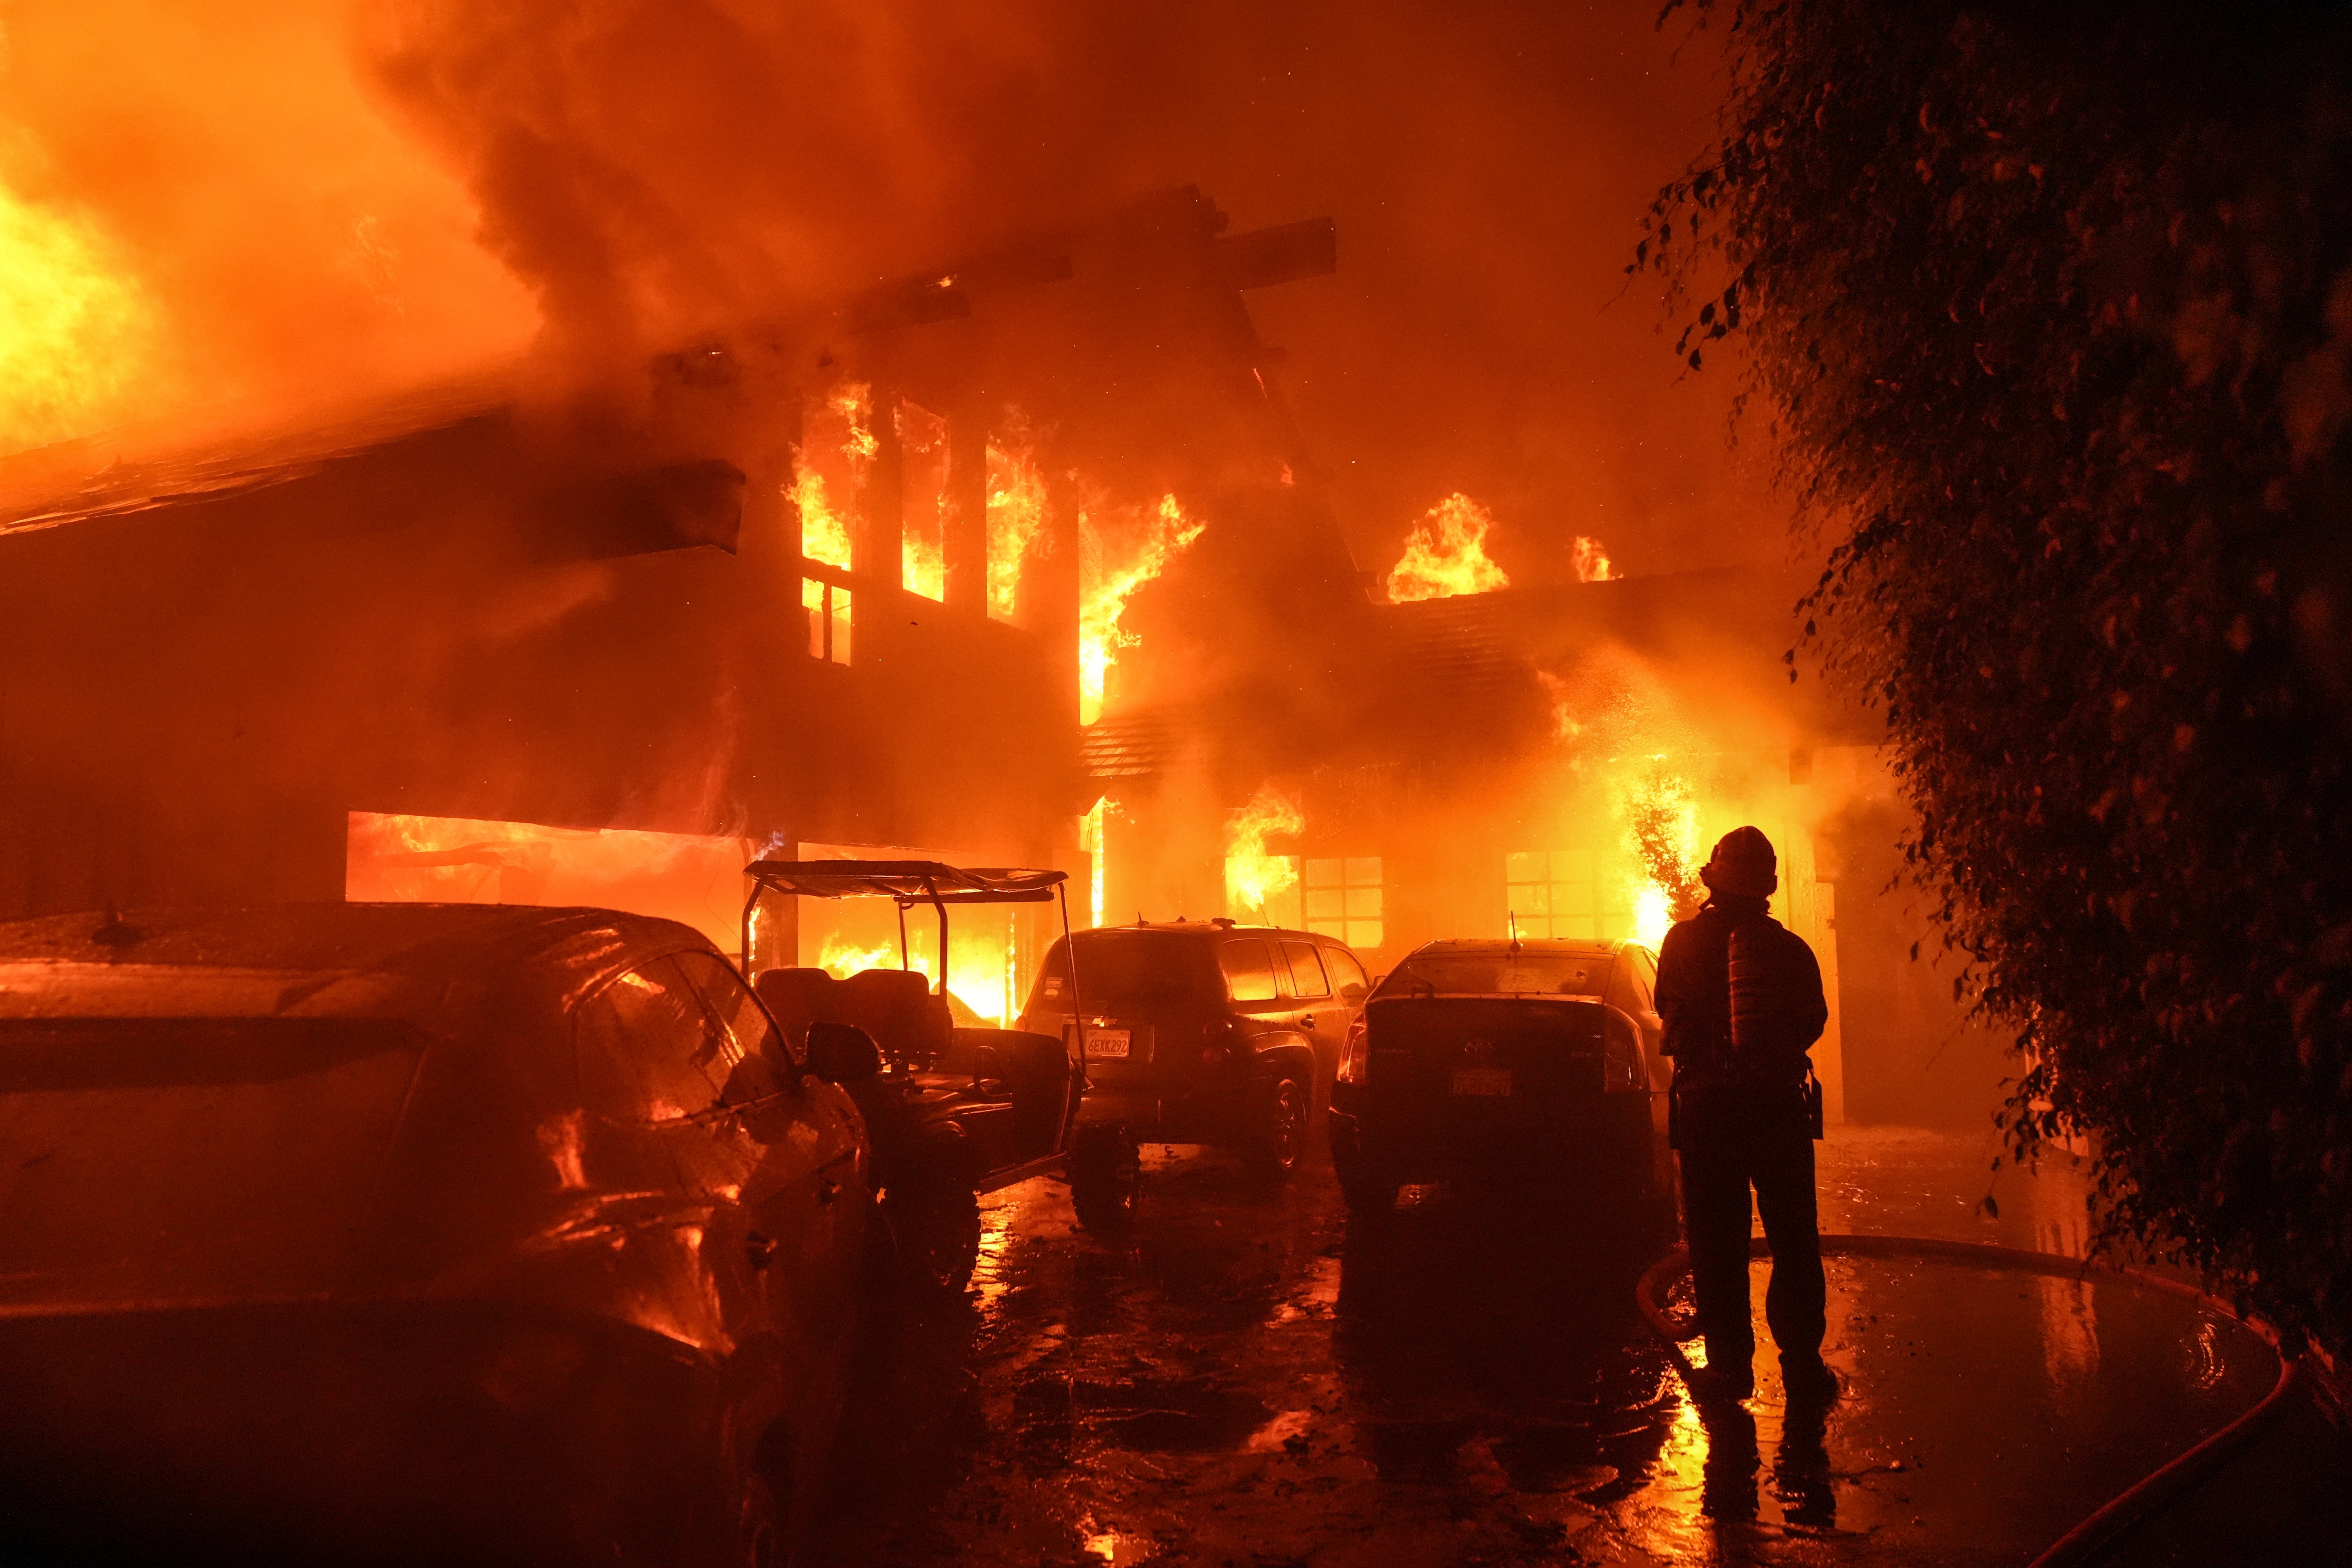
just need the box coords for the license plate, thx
[1451,1067,1513,1097]
[1084,1027,1131,1059]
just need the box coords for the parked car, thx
[0,903,868,1566]
[741,860,1089,1293]
[1016,919,1374,1225]
[1326,938,1674,1225]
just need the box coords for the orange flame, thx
[1618,769,1704,948]
[789,383,872,570]
[1572,535,1615,583]
[1385,493,1510,603]
[814,931,1013,1025]
[1223,786,1304,918]
[0,183,163,453]
[817,935,900,978]
[1080,493,1205,724]
[897,399,950,600]
[986,418,1048,622]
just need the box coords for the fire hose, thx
[1634,1233,2303,1568]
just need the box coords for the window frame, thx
[1302,854,1384,953]
[1320,943,1371,1002]
[575,955,741,1125]
[802,570,853,666]
[1280,940,1332,999]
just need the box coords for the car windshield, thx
[1033,933,1219,1009]
[1381,952,1604,998]
[0,1016,426,1305]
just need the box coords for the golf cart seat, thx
[833,968,953,1068]
[754,965,1012,1146]
[754,965,955,1068]
[753,967,840,1049]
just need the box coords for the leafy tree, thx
[1644,1,2352,1352]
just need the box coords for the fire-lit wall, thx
[0,383,1082,931]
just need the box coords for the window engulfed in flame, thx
[986,420,1049,623]
[1385,493,1510,603]
[1080,493,1205,724]
[1223,786,1305,920]
[1572,534,1615,583]
[0,181,161,452]
[897,399,950,601]
[790,383,873,570]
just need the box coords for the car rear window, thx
[1033,933,1220,1009]
[1381,953,1604,997]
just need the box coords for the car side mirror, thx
[1339,983,1367,1003]
[806,1021,882,1084]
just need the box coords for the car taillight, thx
[1602,1010,1643,1094]
[1338,1017,1369,1085]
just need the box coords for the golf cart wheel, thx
[1248,1073,1309,1180]
[882,1182,982,1296]
[1069,1124,1142,1230]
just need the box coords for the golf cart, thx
[739,859,1122,1294]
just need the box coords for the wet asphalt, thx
[815,1127,2305,1568]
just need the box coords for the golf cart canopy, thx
[743,860,1066,905]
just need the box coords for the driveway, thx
[818,1128,2318,1566]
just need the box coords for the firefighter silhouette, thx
[1655,826,1839,1405]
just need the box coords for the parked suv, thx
[1016,920,1373,1225]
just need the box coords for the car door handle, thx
[816,1176,841,1206]
[1299,1014,1315,1028]
[746,1231,777,1270]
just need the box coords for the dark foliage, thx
[1644,1,2352,1350]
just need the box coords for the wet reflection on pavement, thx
[819,1131,2276,1567]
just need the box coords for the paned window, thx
[1304,856,1383,953]
[1504,849,1634,940]
[804,578,852,665]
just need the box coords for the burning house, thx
[0,161,1995,1119]
[1080,542,2005,1129]
[0,185,1335,1026]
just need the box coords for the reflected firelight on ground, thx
[819,1129,2281,1568]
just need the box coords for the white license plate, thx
[1084,1027,1131,1059]
[1451,1067,1513,1097]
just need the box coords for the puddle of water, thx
[1078,1518,1153,1564]
[1615,1254,2276,1561]
[1013,1370,1272,1457]
[1243,1408,1314,1453]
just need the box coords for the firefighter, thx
[1656,826,1838,1405]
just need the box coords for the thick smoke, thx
[0,0,534,453]
[2,0,1775,578]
